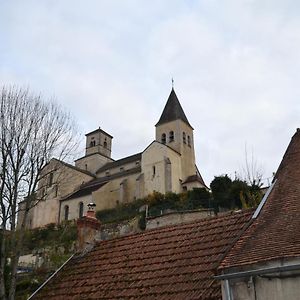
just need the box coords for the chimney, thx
[77,202,101,252]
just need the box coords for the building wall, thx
[93,172,141,210]
[222,260,300,300]
[141,142,182,196]
[75,153,113,174]
[30,160,93,228]
[155,119,196,181]
[60,194,92,223]
[97,160,141,177]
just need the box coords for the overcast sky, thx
[1,0,300,186]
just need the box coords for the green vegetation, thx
[22,221,77,254]
[210,175,263,211]
[96,189,212,225]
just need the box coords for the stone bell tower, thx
[155,88,197,182]
[75,128,114,174]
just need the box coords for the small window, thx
[120,167,124,172]
[183,132,186,144]
[188,136,191,147]
[152,166,156,177]
[105,171,110,176]
[54,185,58,197]
[64,205,69,221]
[79,202,84,218]
[169,131,174,142]
[135,161,140,166]
[161,133,166,144]
[48,172,54,187]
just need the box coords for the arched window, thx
[90,140,96,147]
[64,205,69,221]
[79,202,84,218]
[183,132,186,144]
[169,131,174,142]
[188,136,191,147]
[161,133,166,144]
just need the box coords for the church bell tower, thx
[155,88,197,181]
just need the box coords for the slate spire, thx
[156,88,193,129]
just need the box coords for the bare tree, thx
[240,144,264,187]
[0,86,78,300]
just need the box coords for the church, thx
[23,88,206,228]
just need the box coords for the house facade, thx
[21,88,206,229]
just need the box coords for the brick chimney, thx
[77,202,101,252]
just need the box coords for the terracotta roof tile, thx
[220,129,300,271]
[31,210,253,300]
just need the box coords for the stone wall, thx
[146,209,214,229]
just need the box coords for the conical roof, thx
[156,89,193,129]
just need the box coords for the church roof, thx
[182,174,206,187]
[219,128,300,271]
[30,209,253,300]
[156,88,193,129]
[96,153,142,174]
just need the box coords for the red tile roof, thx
[31,210,253,300]
[220,129,300,271]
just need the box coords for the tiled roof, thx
[85,128,113,138]
[156,88,193,129]
[182,174,206,186]
[62,167,141,201]
[52,158,96,178]
[31,209,253,300]
[220,129,300,271]
[96,153,142,174]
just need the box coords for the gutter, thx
[215,263,300,280]
[27,254,75,300]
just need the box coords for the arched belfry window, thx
[161,133,166,144]
[90,140,96,147]
[64,205,69,221]
[183,132,186,144]
[188,136,191,147]
[79,202,84,218]
[169,131,174,142]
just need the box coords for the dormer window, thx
[183,132,186,144]
[161,133,166,144]
[169,131,174,142]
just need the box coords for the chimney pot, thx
[77,203,101,252]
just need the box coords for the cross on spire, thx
[171,78,174,89]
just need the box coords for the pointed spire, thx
[155,89,193,129]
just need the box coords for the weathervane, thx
[171,78,174,89]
